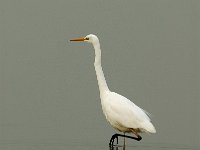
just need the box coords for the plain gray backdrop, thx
[0,0,199,150]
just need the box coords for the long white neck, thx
[93,42,109,95]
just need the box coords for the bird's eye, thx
[85,37,89,40]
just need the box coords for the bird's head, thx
[70,34,99,45]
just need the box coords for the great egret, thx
[70,34,156,147]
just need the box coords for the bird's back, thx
[101,91,156,133]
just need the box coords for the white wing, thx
[103,92,156,133]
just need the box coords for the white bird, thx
[70,34,156,146]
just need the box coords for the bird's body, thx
[70,34,156,143]
[101,91,156,134]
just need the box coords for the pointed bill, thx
[70,37,85,42]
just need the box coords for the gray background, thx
[0,0,199,150]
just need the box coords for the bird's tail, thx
[141,121,156,133]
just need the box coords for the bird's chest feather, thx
[101,94,127,131]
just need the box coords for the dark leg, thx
[109,133,142,147]
[109,134,118,147]
[123,133,125,150]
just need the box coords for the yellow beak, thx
[70,37,85,42]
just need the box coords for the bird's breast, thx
[100,93,128,132]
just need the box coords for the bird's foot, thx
[109,133,142,147]
[109,133,119,147]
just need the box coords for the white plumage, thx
[101,91,156,134]
[70,34,156,139]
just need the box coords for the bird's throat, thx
[93,43,109,95]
